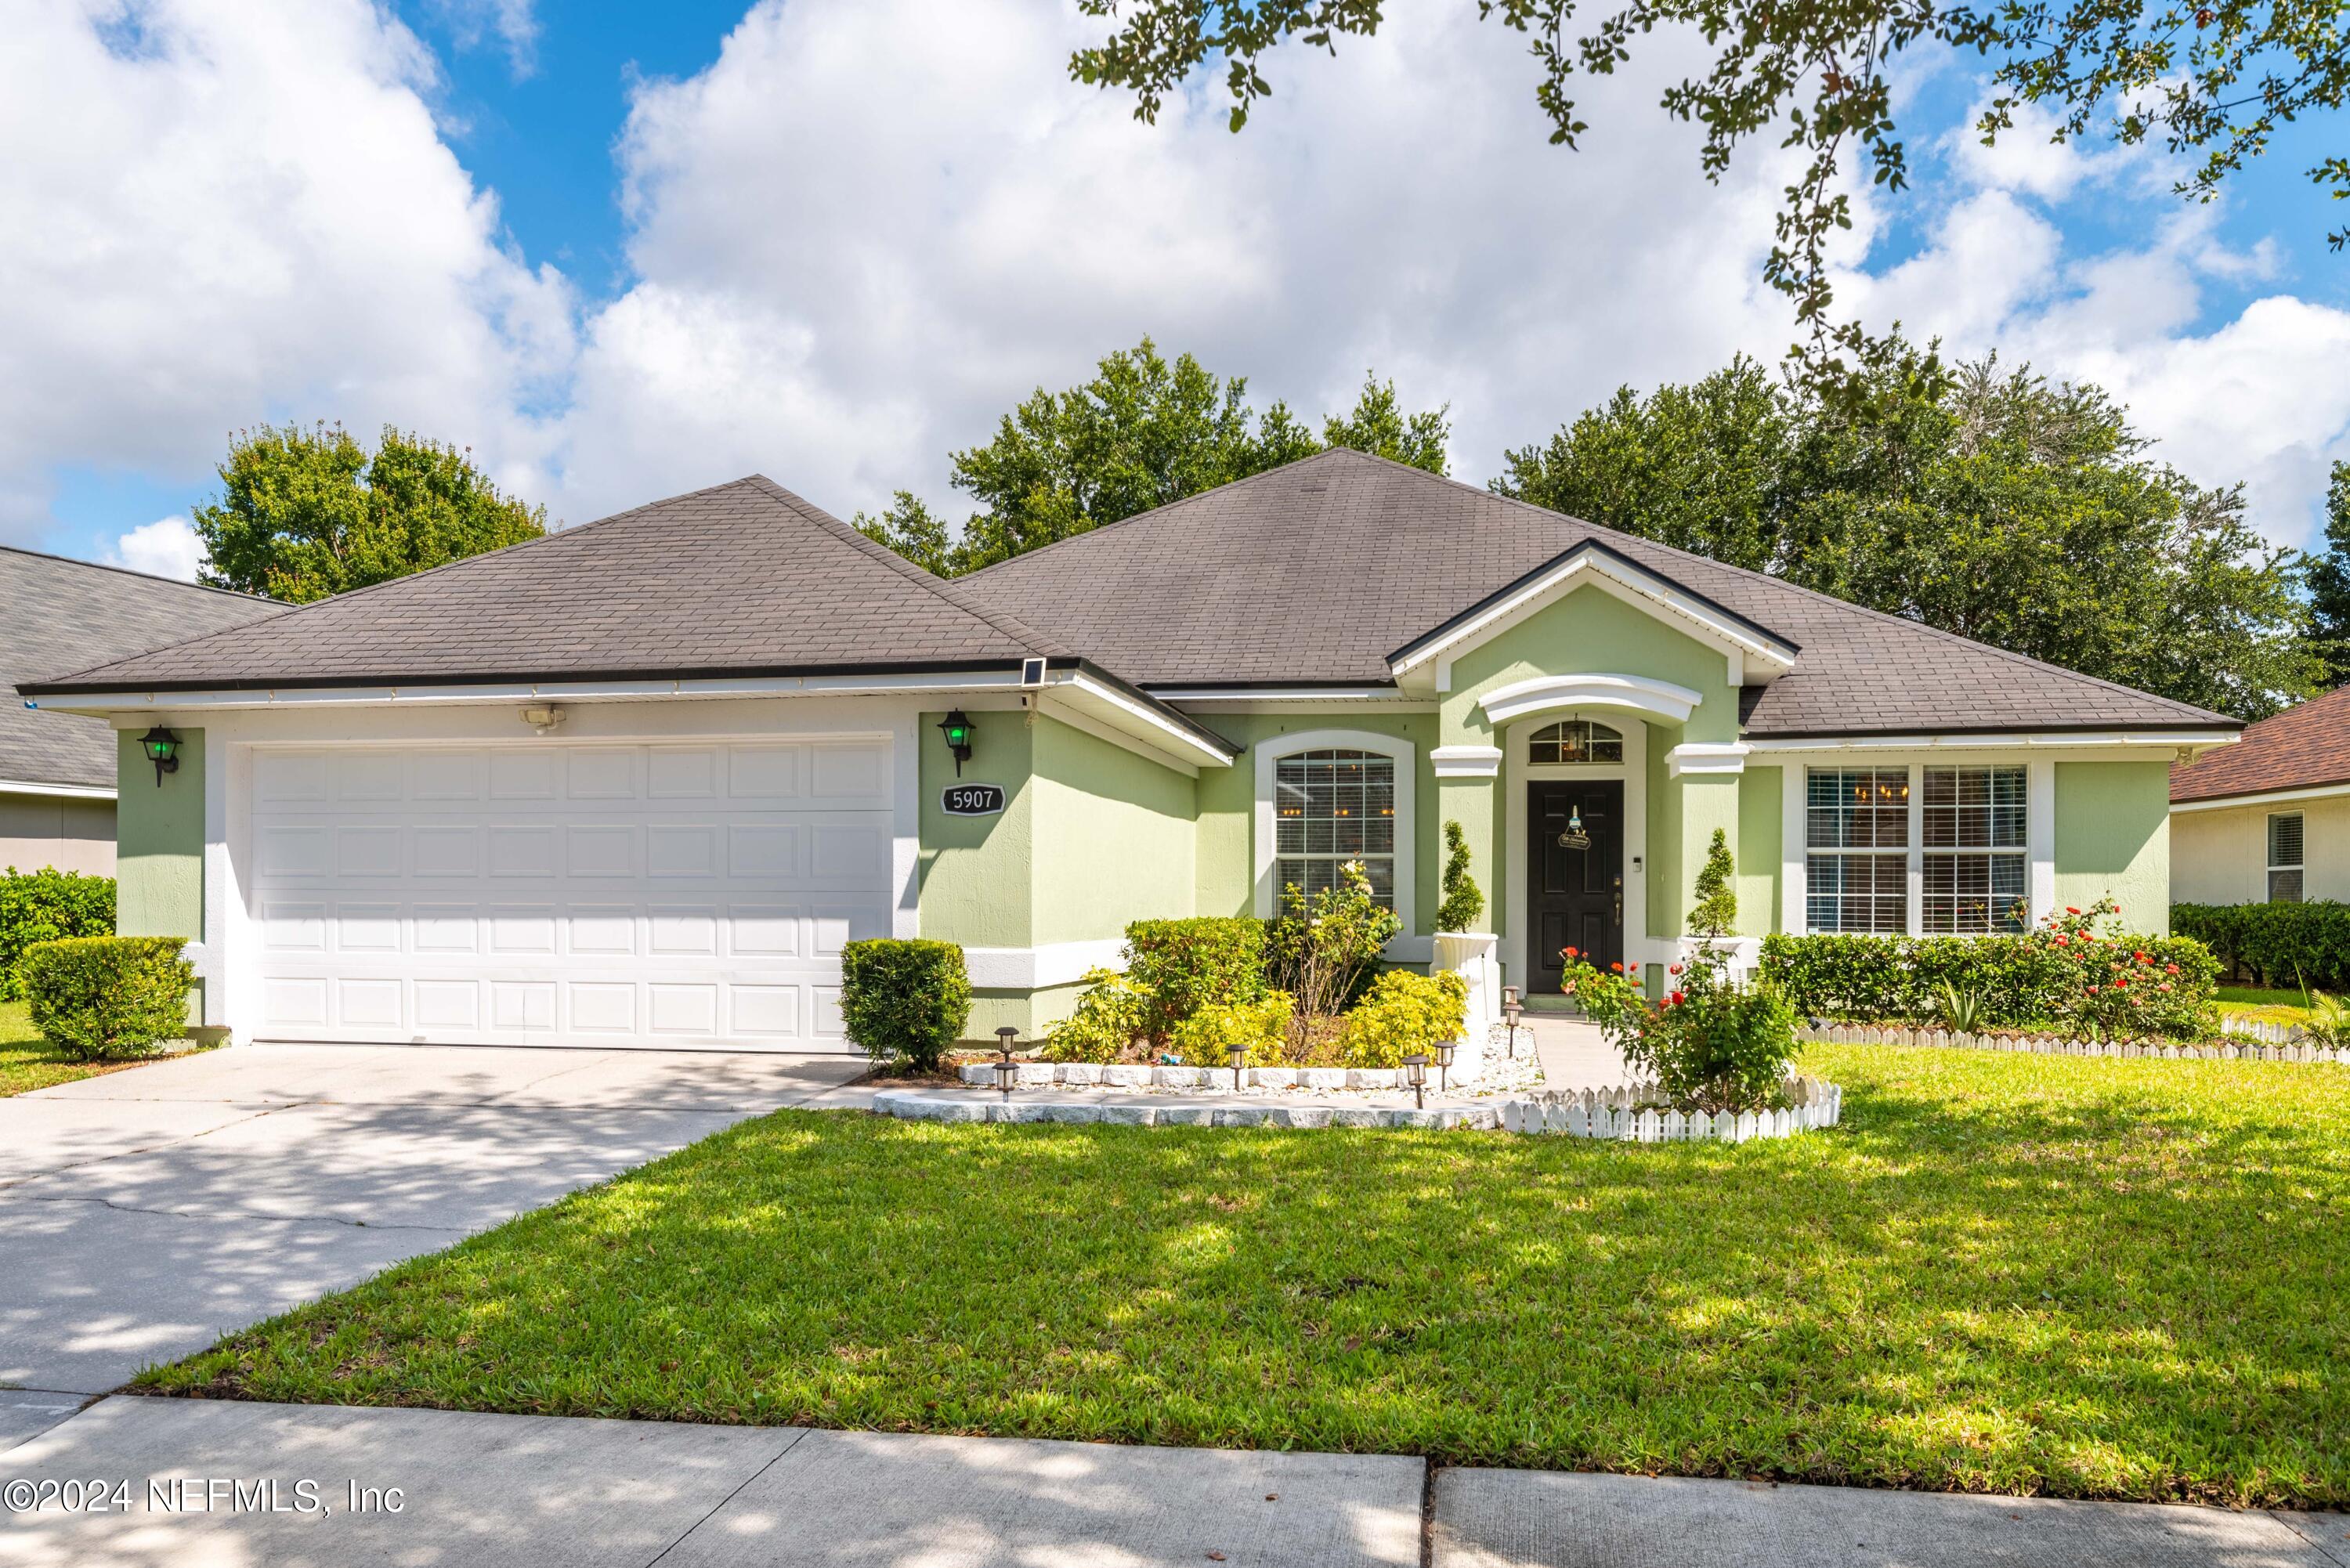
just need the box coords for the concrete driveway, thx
[0,1044,870,1447]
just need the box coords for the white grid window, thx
[2270,813,2305,904]
[1274,750,1396,907]
[1922,766,2028,933]
[1806,768,1909,933]
[1528,720,1623,764]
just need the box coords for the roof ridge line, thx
[0,544,280,605]
[739,476,1071,656]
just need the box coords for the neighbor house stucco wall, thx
[2171,791,2350,906]
[115,728,202,938]
[2053,759,2172,932]
[0,792,114,876]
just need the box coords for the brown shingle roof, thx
[1,551,281,788]
[22,476,1065,695]
[951,449,2236,738]
[2171,685,2350,803]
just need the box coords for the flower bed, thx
[1499,1075,1842,1141]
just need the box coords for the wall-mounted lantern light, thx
[938,710,975,776]
[139,726,181,787]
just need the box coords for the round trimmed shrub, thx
[839,939,971,1072]
[20,935,193,1061]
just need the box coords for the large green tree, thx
[858,338,1449,574]
[1496,345,2323,720]
[1068,0,2348,391]
[195,423,546,603]
[2306,460,2350,685]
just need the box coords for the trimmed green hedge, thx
[1759,930,2218,1037]
[1123,916,1267,1041]
[20,935,193,1060]
[840,939,971,1071]
[0,868,115,1002]
[2171,901,2350,990]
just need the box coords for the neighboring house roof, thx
[2171,685,2350,804]
[22,455,2236,747]
[951,448,2235,738]
[24,477,1067,695]
[0,548,281,791]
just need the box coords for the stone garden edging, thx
[955,1061,1438,1092]
[875,1089,1499,1130]
[1497,1075,1842,1142]
[1799,1021,2349,1064]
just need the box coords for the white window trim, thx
[2269,811,2306,904]
[1253,728,1417,930]
[1781,753,2053,937]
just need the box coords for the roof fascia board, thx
[1387,541,1799,691]
[32,668,1050,717]
[0,778,116,800]
[2172,779,2350,812]
[1054,666,1237,768]
[1032,692,1199,777]
[1748,729,2241,752]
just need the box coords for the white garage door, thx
[248,739,893,1051]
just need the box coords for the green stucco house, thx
[20,451,2240,1052]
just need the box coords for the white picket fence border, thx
[1797,1021,2349,1065]
[1496,1075,1842,1143]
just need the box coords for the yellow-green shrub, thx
[1169,990,1293,1068]
[1041,969,1150,1064]
[1336,969,1467,1068]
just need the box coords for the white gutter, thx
[1746,730,2240,752]
[0,778,116,801]
[2171,779,2350,813]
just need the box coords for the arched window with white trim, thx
[1253,729,1418,926]
[1526,720,1623,764]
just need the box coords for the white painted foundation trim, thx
[1666,742,1751,778]
[0,778,116,800]
[961,938,1127,990]
[1480,673,1704,728]
[1430,745,1503,779]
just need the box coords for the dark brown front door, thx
[1528,779,1623,993]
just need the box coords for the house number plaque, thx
[941,783,1007,816]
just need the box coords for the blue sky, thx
[13,0,2350,580]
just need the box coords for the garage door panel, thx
[250,740,889,1050]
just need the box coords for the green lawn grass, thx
[0,999,128,1097]
[142,1044,2350,1506]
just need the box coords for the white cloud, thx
[106,515,206,581]
[427,0,539,78]
[550,0,1810,527]
[0,0,571,540]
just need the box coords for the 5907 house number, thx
[940,783,1007,816]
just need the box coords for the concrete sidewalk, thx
[0,1044,876,1449]
[3,1396,2343,1567]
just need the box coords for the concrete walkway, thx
[0,1044,871,1448]
[2,1397,2342,1567]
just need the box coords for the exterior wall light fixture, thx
[938,710,974,775]
[139,726,181,787]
